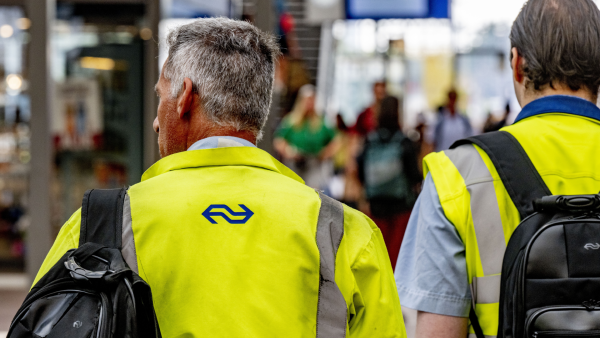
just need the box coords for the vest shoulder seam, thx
[350,227,378,271]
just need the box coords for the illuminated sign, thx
[346,0,450,19]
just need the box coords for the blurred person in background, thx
[274,84,337,189]
[432,90,474,151]
[352,81,388,137]
[327,114,362,209]
[357,96,421,266]
[483,102,512,132]
[408,112,434,177]
[342,81,389,213]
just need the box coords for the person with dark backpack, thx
[18,18,406,337]
[358,96,421,266]
[7,189,161,337]
[394,0,600,337]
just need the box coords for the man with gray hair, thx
[34,18,406,337]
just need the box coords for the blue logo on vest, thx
[202,204,254,224]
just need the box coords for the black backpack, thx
[454,131,600,338]
[8,188,161,338]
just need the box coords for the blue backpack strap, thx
[79,188,128,249]
[451,131,551,219]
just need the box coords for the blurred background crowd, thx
[0,0,586,324]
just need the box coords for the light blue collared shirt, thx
[187,136,256,151]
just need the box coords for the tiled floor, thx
[0,273,29,336]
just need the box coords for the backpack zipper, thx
[9,277,72,326]
[526,305,600,337]
[8,288,110,337]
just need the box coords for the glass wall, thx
[51,2,149,231]
[0,6,29,271]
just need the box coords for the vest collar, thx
[141,146,304,184]
[514,95,600,123]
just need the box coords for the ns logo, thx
[584,243,600,250]
[202,204,254,224]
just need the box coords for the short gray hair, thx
[163,18,281,140]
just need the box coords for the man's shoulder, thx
[423,144,494,199]
[340,204,380,261]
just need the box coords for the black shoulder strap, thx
[80,188,127,249]
[453,131,551,338]
[469,306,486,338]
[451,131,551,219]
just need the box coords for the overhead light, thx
[6,74,23,90]
[16,18,31,30]
[80,57,116,70]
[0,25,13,38]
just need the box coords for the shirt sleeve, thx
[348,213,407,337]
[394,174,472,317]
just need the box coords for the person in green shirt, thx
[274,84,337,188]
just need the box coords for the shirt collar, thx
[141,146,303,184]
[187,136,256,151]
[514,95,600,123]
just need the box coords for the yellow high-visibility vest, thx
[424,105,600,337]
[34,146,406,337]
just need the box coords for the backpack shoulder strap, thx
[451,131,551,338]
[79,188,128,249]
[451,130,551,220]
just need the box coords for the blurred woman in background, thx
[274,84,337,189]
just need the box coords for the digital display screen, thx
[170,0,230,18]
[346,0,449,19]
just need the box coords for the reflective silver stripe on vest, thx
[468,334,496,338]
[121,192,139,274]
[471,275,502,304]
[316,192,347,338]
[445,145,506,277]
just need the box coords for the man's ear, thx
[511,47,525,85]
[177,77,194,120]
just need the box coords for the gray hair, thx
[163,18,281,140]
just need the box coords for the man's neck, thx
[519,85,597,107]
[184,110,257,148]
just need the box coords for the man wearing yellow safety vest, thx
[34,18,405,337]
[395,0,600,337]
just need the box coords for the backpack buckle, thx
[64,256,108,282]
[582,299,600,310]
[534,194,600,213]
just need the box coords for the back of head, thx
[163,18,281,140]
[510,0,600,95]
